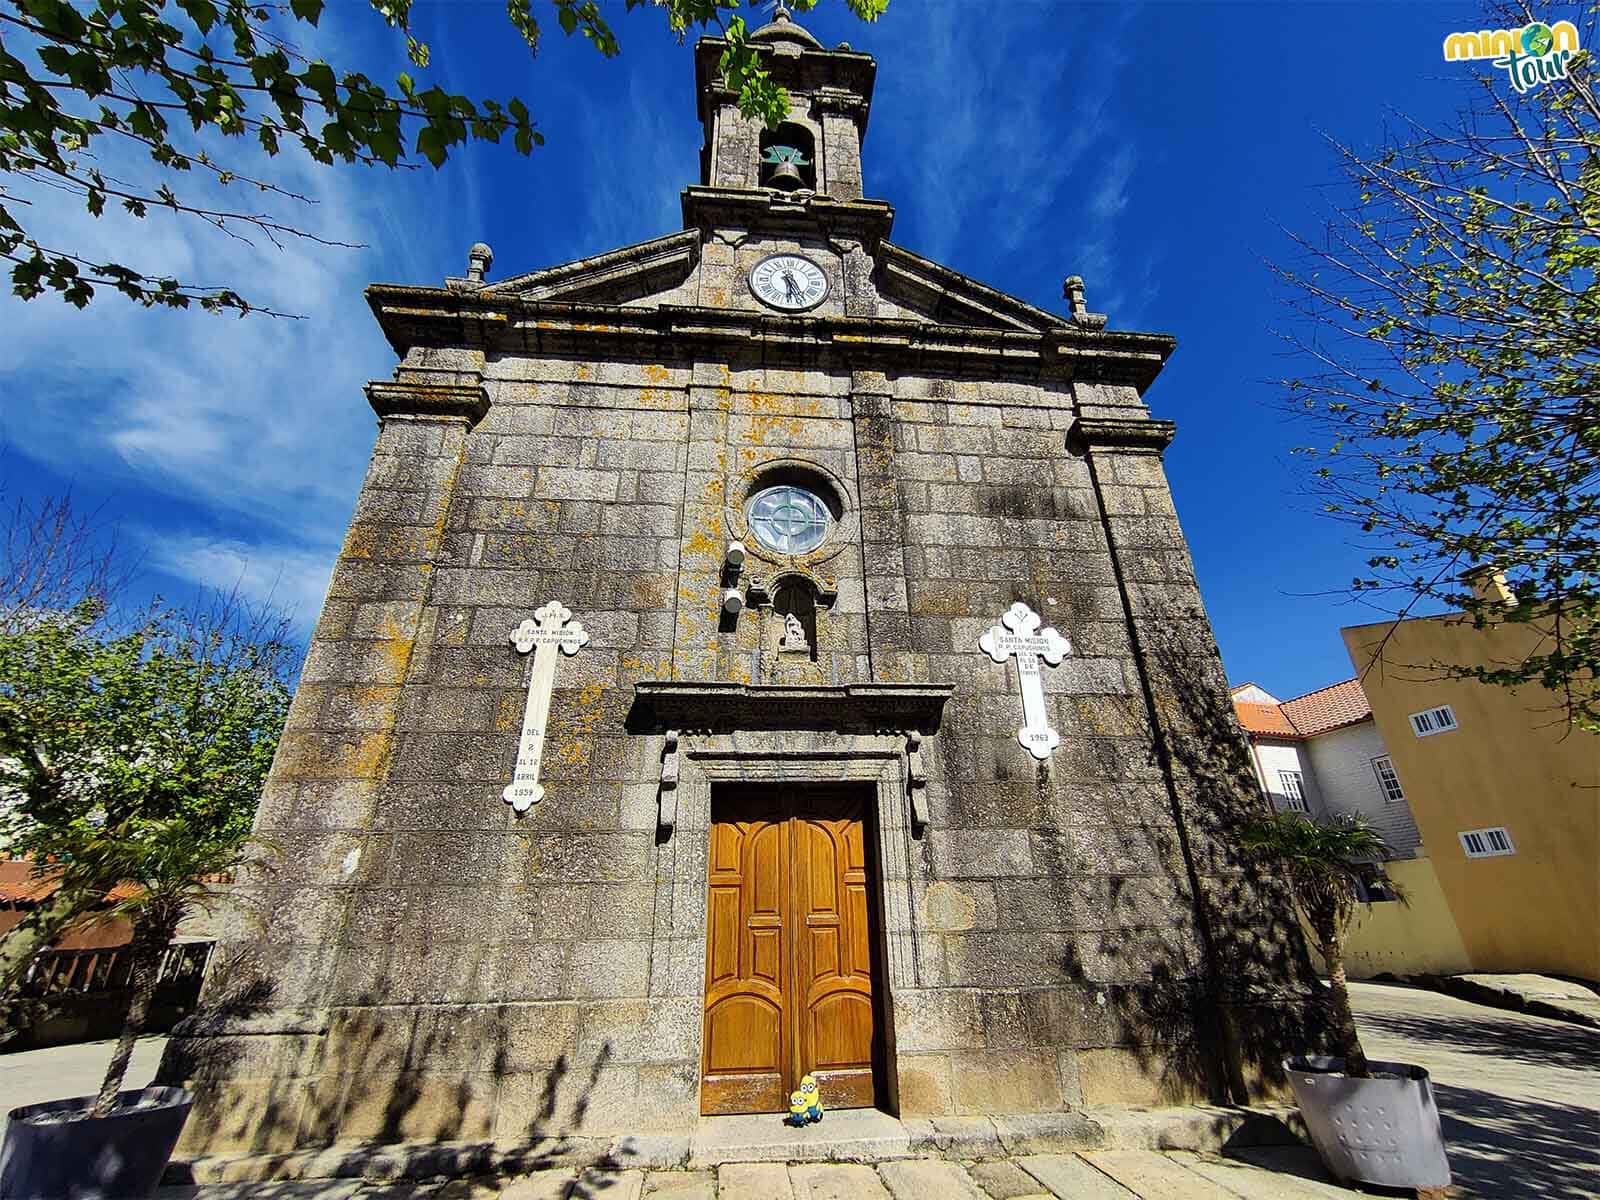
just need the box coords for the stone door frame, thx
[631,681,952,1118]
[673,741,909,1114]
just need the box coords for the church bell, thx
[762,142,810,192]
[768,155,806,191]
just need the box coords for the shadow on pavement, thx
[1430,1083,1600,1200]
[1356,1006,1599,1073]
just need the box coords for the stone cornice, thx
[364,287,1176,389]
[694,37,876,131]
[680,187,895,245]
[364,380,489,426]
[878,242,1068,333]
[1068,415,1179,455]
[481,230,699,301]
[629,681,953,735]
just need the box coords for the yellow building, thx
[1342,590,1599,982]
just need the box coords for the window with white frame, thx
[1371,755,1405,803]
[1408,704,1458,737]
[1276,770,1308,813]
[1459,826,1515,859]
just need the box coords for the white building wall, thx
[1302,719,1424,857]
[1232,684,1279,705]
[1251,739,1322,814]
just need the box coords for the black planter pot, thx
[1285,1055,1450,1191]
[0,1087,193,1200]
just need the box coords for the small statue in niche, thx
[780,611,810,654]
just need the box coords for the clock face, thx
[749,254,829,311]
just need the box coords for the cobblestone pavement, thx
[156,1148,1362,1199]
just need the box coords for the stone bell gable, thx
[163,7,1324,1166]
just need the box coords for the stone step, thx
[688,1108,911,1167]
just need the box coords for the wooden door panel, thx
[701,813,789,1115]
[792,797,878,1110]
[701,787,879,1116]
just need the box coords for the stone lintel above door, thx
[628,681,952,736]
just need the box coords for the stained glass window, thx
[747,485,829,554]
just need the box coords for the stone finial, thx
[466,242,494,284]
[1063,274,1108,330]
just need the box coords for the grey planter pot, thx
[0,1087,193,1199]
[1285,1056,1450,1191]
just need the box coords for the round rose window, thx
[746,485,830,554]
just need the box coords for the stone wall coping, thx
[629,681,953,735]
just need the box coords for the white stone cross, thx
[979,601,1072,761]
[503,600,589,813]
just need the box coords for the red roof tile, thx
[1233,701,1300,738]
[0,861,141,906]
[1280,678,1372,736]
[1231,678,1372,740]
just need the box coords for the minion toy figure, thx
[785,1088,809,1127]
[799,1074,824,1123]
[784,1074,825,1126]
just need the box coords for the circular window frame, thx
[746,484,831,555]
[730,460,854,568]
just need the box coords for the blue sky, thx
[2,0,1494,701]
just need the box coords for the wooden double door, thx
[700,785,883,1115]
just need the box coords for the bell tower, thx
[694,5,875,200]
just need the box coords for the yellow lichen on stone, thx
[376,613,418,684]
[495,694,521,731]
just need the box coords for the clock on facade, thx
[748,254,829,311]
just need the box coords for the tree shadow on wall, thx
[161,943,638,1192]
[1052,598,1335,1107]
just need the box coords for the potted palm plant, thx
[0,817,260,1200]
[1237,811,1450,1194]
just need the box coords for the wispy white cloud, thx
[869,4,1154,323]
[1089,144,1138,225]
[0,19,436,634]
[145,533,336,628]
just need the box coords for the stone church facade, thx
[166,11,1321,1159]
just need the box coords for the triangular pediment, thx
[470,226,1069,334]
[477,230,700,306]
[871,243,1069,333]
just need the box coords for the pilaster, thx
[851,369,920,682]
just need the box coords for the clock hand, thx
[782,271,803,302]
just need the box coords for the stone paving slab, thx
[1171,1149,1357,1199]
[968,1158,1050,1199]
[1016,1153,1136,1198]
[716,1162,793,1199]
[878,1159,988,1200]
[491,1172,576,1200]
[638,1169,714,1199]
[157,1149,1373,1200]
[1082,1149,1237,1198]
[572,1167,644,1200]
[156,1186,367,1200]
[787,1163,891,1200]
